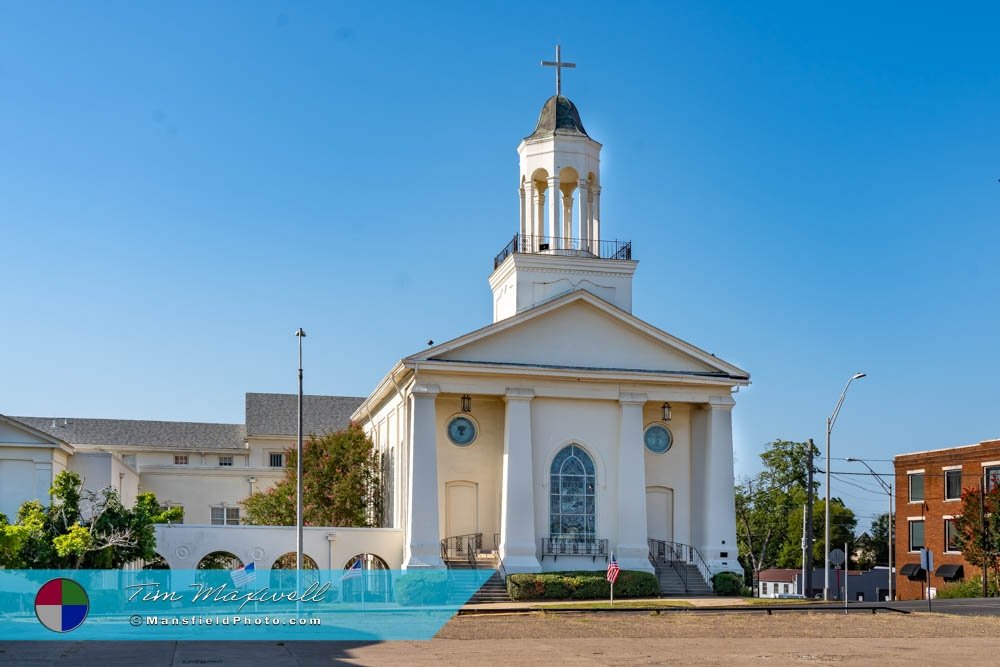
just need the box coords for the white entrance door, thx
[445,481,478,537]
[646,486,674,542]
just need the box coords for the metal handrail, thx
[648,538,715,593]
[541,537,609,562]
[440,533,483,564]
[649,538,689,592]
[493,234,633,269]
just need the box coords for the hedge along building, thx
[353,65,750,582]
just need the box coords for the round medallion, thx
[447,416,477,446]
[34,578,89,633]
[644,424,673,454]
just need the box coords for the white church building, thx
[0,77,749,586]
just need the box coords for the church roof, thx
[13,416,246,450]
[11,393,365,450]
[245,393,364,437]
[525,95,590,140]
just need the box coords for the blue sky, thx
[2,2,998,529]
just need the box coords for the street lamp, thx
[846,457,893,602]
[295,328,306,580]
[824,372,866,601]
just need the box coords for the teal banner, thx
[0,569,495,640]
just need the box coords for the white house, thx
[0,85,749,587]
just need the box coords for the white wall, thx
[153,524,404,571]
[643,402,692,547]
[0,446,57,520]
[434,395,504,546]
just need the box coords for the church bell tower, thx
[489,46,637,322]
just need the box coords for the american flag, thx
[231,562,256,587]
[606,554,620,584]
[342,559,363,581]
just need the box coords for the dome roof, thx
[526,95,590,140]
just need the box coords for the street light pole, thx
[846,457,893,602]
[824,372,866,601]
[295,328,306,580]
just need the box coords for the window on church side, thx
[211,506,240,526]
[218,455,233,467]
[173,455,188,465]
[549,445,596,541]
[269,452,284,468]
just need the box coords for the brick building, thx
[894,438,1000,600]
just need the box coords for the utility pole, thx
[805,438,815,599]
[801,504,808,597]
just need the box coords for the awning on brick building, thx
[935,564,964,581]
[900,563,925,579]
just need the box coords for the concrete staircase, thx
[444,551,510,604]
[651,558,713,596]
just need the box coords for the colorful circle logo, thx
[34,578,89,633]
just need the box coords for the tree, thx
[953,485,1000,591]
[0,470,179,569]
[242,424,383,527]
[736,440,819,581]
[867,512,893,567]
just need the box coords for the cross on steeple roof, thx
[541,45,576,97]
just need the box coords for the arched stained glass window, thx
[549,445,596,539]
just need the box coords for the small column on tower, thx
[562,191,573,247]
[547,175,561,249]
[519,184,527,240]
[591,185,602,250]
[522,180,536,251]
[535,186,546,248]
[577,178,591,253]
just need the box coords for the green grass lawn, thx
[532,600,694,610]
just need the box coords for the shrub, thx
[936,576,999,599]
[712,571,744,596]
[393,572,448,606]
[506,570,659,600]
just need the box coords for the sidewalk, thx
[461,596,749,611]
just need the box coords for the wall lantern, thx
[461,394,472,413]
[662,402,672,422]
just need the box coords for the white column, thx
[499,388,542,573]
[547,176,561,249]
[402,383,444,569]
[523,181,535,250]
[699,396,739,574]
[538,187,546,249]
[518,185,526,239]
[591,185,601,249]
[577,179,590,251]
[562,193,573,246]
[616,393,655,573]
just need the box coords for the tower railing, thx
[493,234,633,269]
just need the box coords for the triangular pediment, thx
[409,291,748,379]
[0,415,71,449]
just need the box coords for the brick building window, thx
[945,519,960,552]
[908,473,925,503]
[908,519,925,551]
[945,469,963,501]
